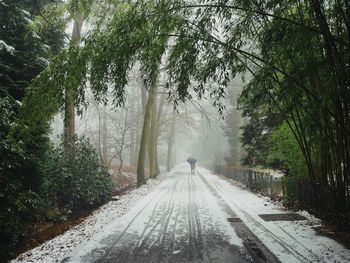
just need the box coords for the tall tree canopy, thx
[23,0,350,226]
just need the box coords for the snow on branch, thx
[0,40,15,55]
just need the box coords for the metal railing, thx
[216,165,283,197]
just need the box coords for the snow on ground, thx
[11,173,169,263]
[60,164,249,263]
[11,166,350,263]
[198,167,350,263]
[228,179,323,226]
[252,168,284,179]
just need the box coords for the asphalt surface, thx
[62,166,281,263]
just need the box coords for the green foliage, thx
[0,101,114,258]
[16,0,350,229]
[68,0,94,17]
[235,0,350,228]
[0,1,66,260]
[267,123,307,177]
[23,0,231,122]
[43,137,115,213]
[27,0,67,54]
[238,80,283,167]
[0,0,45,100]
[0,96,50,260]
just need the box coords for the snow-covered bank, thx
[11,174,167,263]
[198,167,350,263]
[227,178,323,226]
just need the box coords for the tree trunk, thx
[167,112,176,171]
[149,90,158,178]
[129,95,136,168]
[155,75,167,174]
[137,82,157,187]
[167,138,173,172]
[101,106,108,166]
[148,67,160,178]
[133,87,142,168]
[94,104,104,164]
[64,12,85,148]
[141,85,150,170]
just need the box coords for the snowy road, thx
[61,165,350,263]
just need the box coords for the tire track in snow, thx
[130,175,180,260]
[219,177,322,262]
[186,173,203,260]
[187,173,195,260]
[190,175,204,260]
[143,176,180,261]
[276,225,317,256]
[95,177,175,262]
[235,206,313,262]
[201,172,322,263]
[196,171,281,263]
[156,176,186,260]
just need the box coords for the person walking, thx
[186,157,197,175]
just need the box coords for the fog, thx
[50,70,246,175]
